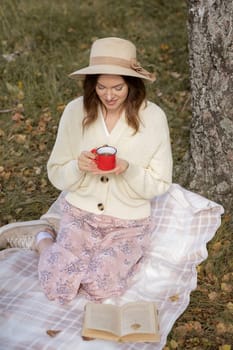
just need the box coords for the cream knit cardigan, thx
[47,97,173,219]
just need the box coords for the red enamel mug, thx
[92,145,117,170]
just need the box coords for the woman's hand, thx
[78,151,98,172]
[92,158,129,175]
[78,151,129,175]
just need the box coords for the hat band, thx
[91,56,133,69]
[90,56,155,81]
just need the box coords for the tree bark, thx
[183,0,233,209]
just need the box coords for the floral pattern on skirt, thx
[38,200,154,304]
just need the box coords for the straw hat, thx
[69,37,156,82]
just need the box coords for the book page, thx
[84,303,121,336]
[120,302,158,336]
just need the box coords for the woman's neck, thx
[101,105,124,119]
[101,106,123,133]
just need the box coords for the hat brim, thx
[69,65,154,82]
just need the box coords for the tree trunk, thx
[183,0,233,209]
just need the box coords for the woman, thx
[36,37,173,304]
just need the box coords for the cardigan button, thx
[97,203,104,211]
[100,176,109,183]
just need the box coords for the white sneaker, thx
[0,220,56,250]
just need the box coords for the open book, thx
[82,301,160,343]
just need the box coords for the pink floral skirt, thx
[38,200,154,304]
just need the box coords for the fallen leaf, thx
[175,321,202,336]
[82,336,95,341]
[17,81,23,89]
[170,339,178,349]
[2,53,18,62]
[208,291,218,301]
[33,166,42,175]
[12,134,27,144]
[57,104,66,112]
[131,323,141,330]
[169,294,180,302]
[222,273,233,282]
[39,143,46,151]
[223,214,231,222]
[219,345,231,350]
[67,27,76,33]
[212,241,222,252]
[160,43,170,51]
[16,103,24,113]
[17,90,24,100]
[189,321,202,332]
[216,322,228,334]
[46,329,61,337]
[170,72,181,79]
[174,325,188,337]
[12,112,24,122]
[40,178,48,188]
[6,82,20,94]
[26,180,36,192]
[0,168,11,180]
[221,283,232,293]
[226,302,233,312]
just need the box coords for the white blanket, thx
[0,184,224,349]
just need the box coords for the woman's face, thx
[96,75,129,114]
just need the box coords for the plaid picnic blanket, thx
[0,184,224,350]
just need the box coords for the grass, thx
[0,0,191,222]
[0,1,232,349]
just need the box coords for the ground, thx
[0,1,232,348]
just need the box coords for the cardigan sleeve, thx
[47,100,85,192]
[120,109,173,199]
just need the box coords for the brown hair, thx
[82,75,146,133]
